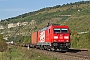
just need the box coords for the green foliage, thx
[86,31,90,48]
[0,34,7,52]
[8,35,30,44]
[23,36,30,43]
[0,34,3,41]
[0,41,7,52]
[71,32,90,49]
[2,46,57,60]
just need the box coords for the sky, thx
[0,0,80,20]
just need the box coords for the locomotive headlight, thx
[65,40,69,42]
[54,36,58,39]
[54,40,57,42]
[64,36,69,39]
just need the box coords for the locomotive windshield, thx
[54,28,68,33]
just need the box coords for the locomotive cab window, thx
[54,28,68,33]
[54,28,60,33]
[61,29,68,33]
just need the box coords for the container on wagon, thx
[31,32,38,44]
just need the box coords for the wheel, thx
[40,45,44,50]
[46,46,51,51]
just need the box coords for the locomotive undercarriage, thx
[51,42,70,51]
[35,42,70,51]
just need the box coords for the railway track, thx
[30,48,89,60]
[55,49,89,60]
[63,49,89,59]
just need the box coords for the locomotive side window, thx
[54,28,68,33]
[49,29,50,34]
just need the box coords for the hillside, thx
[0,1,90,49]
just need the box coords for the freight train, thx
[30,24,71,51]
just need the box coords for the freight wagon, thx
[30,25,71,51]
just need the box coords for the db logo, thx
[40,31,45,42]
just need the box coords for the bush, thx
[0,41,8,52]
[0,34,8,52]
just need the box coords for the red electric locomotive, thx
[31,24,71,51]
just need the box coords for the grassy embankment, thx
[1,45,57,60]
[0,52,2,60]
